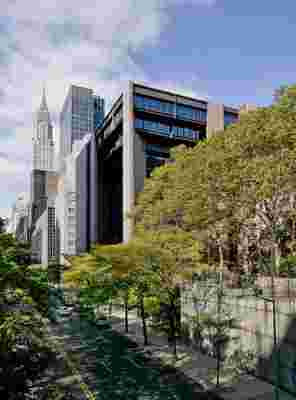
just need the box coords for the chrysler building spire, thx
[33,86,54,171]
[41,85,48,110]
[37,84,51,124]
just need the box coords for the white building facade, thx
[56,134,92,261]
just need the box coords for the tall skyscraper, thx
[33,87,55,171]
[57,85,105,261]
[30,88,58,265]
[59,85,105,164]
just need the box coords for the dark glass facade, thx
[176,104,207,122]
[94,96,105,130]
[134,118,200,141]
[134,93,207,180]
[134,95,207,123]
[60,86,105,159]
[145,143,170,177]
[135,94,174,114]
[224,111,238,127]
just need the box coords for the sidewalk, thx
[108,307,293,400]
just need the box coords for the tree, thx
[109,240,157,346]
[0,233,31,266]
[63,249,115,319]
[133,85,296,276]
[273,84,296,112]
[0,253,54,399]
[131,227,205,357]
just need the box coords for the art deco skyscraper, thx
[33,88,55,171]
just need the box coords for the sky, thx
[1,0,296,218]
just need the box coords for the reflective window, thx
[145,143,170,157]
[134,95,174,114]
[135,118,199,141]
[224,112,238,127]
[176,104,207,122]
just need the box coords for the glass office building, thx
[60,85,105,162]
[95,81,240,245]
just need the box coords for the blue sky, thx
[0,0,296,218]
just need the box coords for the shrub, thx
[279,256,296,277]
[0,311,55,399]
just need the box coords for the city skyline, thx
[1,0,296,217]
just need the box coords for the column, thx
[206,103,225,138]
[122,81,146,242]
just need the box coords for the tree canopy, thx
[132,84,296,274]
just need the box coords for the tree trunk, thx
[108,298,112,319]
[168,288,180,360]
[216,261,223,387]
[274,242,281,276]
[218,242,224,270]
[139,294,148,346]
[124,294,129,333]
[170,305,177,360]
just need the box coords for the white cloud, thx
[0,0,214,212]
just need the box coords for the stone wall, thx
[181,280,296,395]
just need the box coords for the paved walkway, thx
[46,303,222,399]
[108,306,295,400]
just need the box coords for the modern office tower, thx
[95,81,239,244]
[59,85,105,163]
[33,88,55,171]
[58,85,105,258]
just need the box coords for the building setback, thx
[95,81,240,244]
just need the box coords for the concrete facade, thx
[95,81,240,244]
[122,81,146,242]
[181,280,296,397]
[206,103,225,137]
